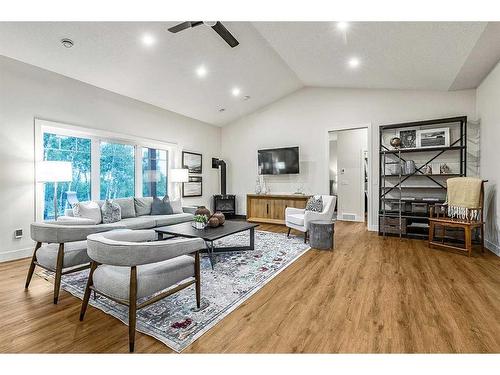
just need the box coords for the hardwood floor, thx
[1,221,499,353]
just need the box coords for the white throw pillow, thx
[170,199,183,214]
[73,201,102,224]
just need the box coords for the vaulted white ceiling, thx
[0,21,499,126]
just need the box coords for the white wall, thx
[221,86,476,230]
[476,61,500,255]
[336,128,368,222]
[0,56,221,262]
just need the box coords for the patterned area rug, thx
[39,230,310,352]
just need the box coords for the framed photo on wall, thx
[182,151,202,174]
[416,128,450,148]
[182,176,202,197]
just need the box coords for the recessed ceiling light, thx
[61,38,74,48]
[141,34,156,47]
[231,87,241,97]
[348,57,360,68]
[337,22,349,31]
[196,65,208,78]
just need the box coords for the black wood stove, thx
[212,158,235,217]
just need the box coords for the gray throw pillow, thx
[101,199,122,223]
[134,197,154,216]
[114,197,136,218]
[305,196,323,212]
[151,195,174,215]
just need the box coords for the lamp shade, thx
[37,161,73,182]
[170,168,189,183]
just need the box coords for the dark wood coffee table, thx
[155,220,259,268]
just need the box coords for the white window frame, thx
[35,118,178,221]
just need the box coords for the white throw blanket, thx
[446,177,482,220]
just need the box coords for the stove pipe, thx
[212,158,227,195]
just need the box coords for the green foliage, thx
[193,214,208,223]
[43,133,91,220]
[43,134,169,220]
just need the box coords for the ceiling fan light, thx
[203,21,217,27]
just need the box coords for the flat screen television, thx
[258,146,300,175]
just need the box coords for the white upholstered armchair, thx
[80,229,206,352]
[285,195,337,242]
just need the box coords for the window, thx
[100,142,135,199]
[37,120,175,221]
[142,147,168,198]
[43,133,91,219]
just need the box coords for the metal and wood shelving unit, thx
[379,116,467,239]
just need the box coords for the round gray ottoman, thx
[309,220,335,250]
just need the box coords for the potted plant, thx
[192,214,208,230]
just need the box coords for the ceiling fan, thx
[168,21,239,48]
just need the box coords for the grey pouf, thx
[309,220,335,250]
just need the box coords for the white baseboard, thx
[485,240,500,256]
[0,246,33,263]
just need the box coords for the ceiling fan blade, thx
[168,21,203,33]
[211,22,239,48]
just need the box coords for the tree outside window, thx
[43,133,91,219]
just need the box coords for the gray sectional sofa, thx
[27,197,197,304]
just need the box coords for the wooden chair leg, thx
[25,242,42,288]
[286,227,291,238]
[53,244,65,304]
[465,226,472,257]
[195,251,201,309]
[128,266,138,353]
[304,231,308,243]
[80,261,98,321]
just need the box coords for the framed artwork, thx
[416,128,450,148]
[396,129,417,149]
[182,176,202,197]
[182,151,202,174]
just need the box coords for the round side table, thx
[309,220,335,250]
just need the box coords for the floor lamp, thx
[37,161,73,220]
[170,168,189,200]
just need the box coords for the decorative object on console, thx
[390,136,401,149]
[101,199,121,224]
[416,127,450,148]
[305,195,323,212]
[423,164,433,174]
[36,160,73,220]
[182,176,203,197]
[182,151,202,174]
[194,206,211,218]
[171,168,189,199]
[255,177,262,194]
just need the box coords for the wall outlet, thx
[14,229,23,239]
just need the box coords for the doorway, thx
[329,128,369,223]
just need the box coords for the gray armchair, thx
[27,221,126,304]
[80,229,206,352]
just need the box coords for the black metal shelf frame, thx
[379,116,467,239]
